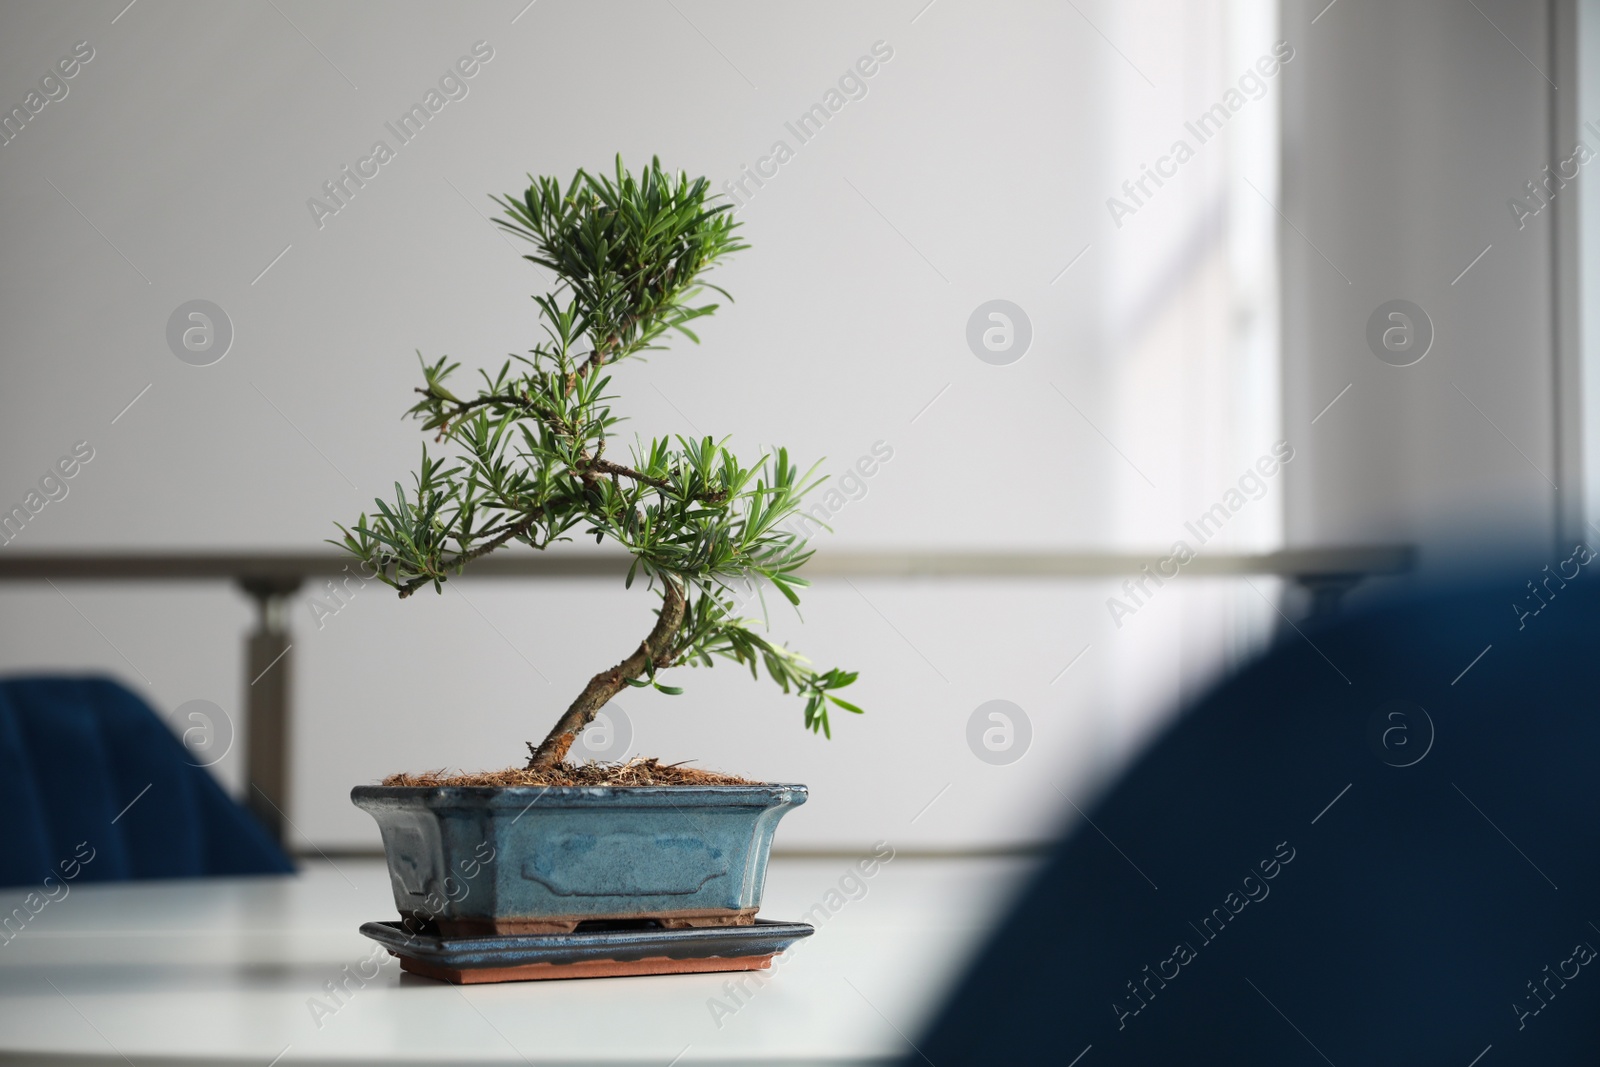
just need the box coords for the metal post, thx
[240,578,301,845]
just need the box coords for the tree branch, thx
[578,457,728,503]
[418,389,566,439]
[395,510,542,598]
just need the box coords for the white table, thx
[0,855,1034,1066]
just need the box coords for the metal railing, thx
[0,545,1413,842]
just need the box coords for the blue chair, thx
[0,675,293,887]
[914,568,1600,1063]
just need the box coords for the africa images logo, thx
[306,42,495,230]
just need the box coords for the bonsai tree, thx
[336,157,861,771]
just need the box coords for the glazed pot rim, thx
[351,782,808,802]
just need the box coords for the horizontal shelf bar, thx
[0,546,1414,583]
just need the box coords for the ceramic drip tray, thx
[360,917,815,984]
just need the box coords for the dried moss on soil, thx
[381,757,760,788]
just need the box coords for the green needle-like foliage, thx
[334,156,861,767]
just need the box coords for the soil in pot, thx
[381,757,762,789]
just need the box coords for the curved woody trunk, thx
[526,578,685,767]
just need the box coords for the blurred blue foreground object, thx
[915,566,1600,1063]
[0,675,292,887]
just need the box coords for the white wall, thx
[1575,0,1600,536]
[1279,0,1563,561]
[0,1,1291,850]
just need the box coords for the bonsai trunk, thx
[526,577,686,767]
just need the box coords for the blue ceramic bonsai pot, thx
[352,784,806,935]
